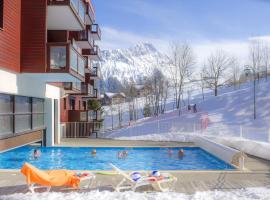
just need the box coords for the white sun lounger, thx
[109,163,177,192]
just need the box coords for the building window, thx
[32,98,45,129]
[0,0,3,29]
[0,94,45,139]
[70,98,75,110]
[50,46,66,69]
[14,96,31,133]
[63,98,66,110]
[83,101,86,110]
[0,94,13,136]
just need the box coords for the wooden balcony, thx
[47,43,86,82]
[47,0,86,30]
[90,24,101,40]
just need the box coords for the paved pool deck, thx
[0,139,270,195]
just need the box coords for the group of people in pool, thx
[90,149,129,159]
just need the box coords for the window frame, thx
[0,93,45,139]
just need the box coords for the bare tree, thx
[168,42,195,114]
[203,50,233,96]
[249,40,263,81]
[262,42,270,80]
[230,57,241,89]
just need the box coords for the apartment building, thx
[0,0,101,151]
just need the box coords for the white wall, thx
[0,69,61,147]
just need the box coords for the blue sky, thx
[93,0,270,61]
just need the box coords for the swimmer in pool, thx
[91,149,97,156]
[168,148,173,157]
[178,149,184,157]
[33,149,41,159]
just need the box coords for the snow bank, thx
[2,188,270,200]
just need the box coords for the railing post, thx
[74,122,77,138]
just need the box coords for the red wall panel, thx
[0,0,21,72]
[21,0,47,72]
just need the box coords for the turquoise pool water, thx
[0,146,235,170]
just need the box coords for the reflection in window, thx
[32,98,44,113]
[0,115,13,135]
[50,46,66,69]
[15,114,31,133]
[15,96,30,113]
[0,94,13,114]
[70,48,78,72]
[32,114,44,129]
[78,56,85,76]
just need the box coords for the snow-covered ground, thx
[2,188,270,200]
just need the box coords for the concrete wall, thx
[0,69,61,146]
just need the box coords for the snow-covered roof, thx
[134,84,145,90]
[105,92,126,98]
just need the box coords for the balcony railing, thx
[86,1,95,24]
[90,45,100,57]
[68,110,89,122]
[75,26,94,48]
[70,0,85,24]
[90,24,101,40]
[48,0,86,29]
[47,43,86,80]
[90,66,100,78]
[63,82,81,92]
[88,110,102,121]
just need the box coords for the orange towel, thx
[21,163,80,189]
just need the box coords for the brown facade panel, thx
[0,130,43,152]
[0,0,21,72]
[21,0,47,72]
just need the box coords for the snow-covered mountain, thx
[100,42,171,84]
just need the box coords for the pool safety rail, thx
[99,114,270,144]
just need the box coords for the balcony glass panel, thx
[70,48,78,72]
[32,114,45,129]
[74,82,81,90]
[50,46,66,69]
[71,0,79,12]
[0,115,13,135]
[15,114,31,133]
[78,0,85,23]
[15,96,31,113]
[78,56,85,76]
[32,98,44,113]
[0,94,13,114]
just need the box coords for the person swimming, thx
[91,149,97,155]
[33,149,41,159]
[178,149,184,157]
[118,150,128,159]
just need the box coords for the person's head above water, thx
[91,149,97,155]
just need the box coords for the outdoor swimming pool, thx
[0,146,235,170]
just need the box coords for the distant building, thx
[103,92,126,105]
[134,85,149,97]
